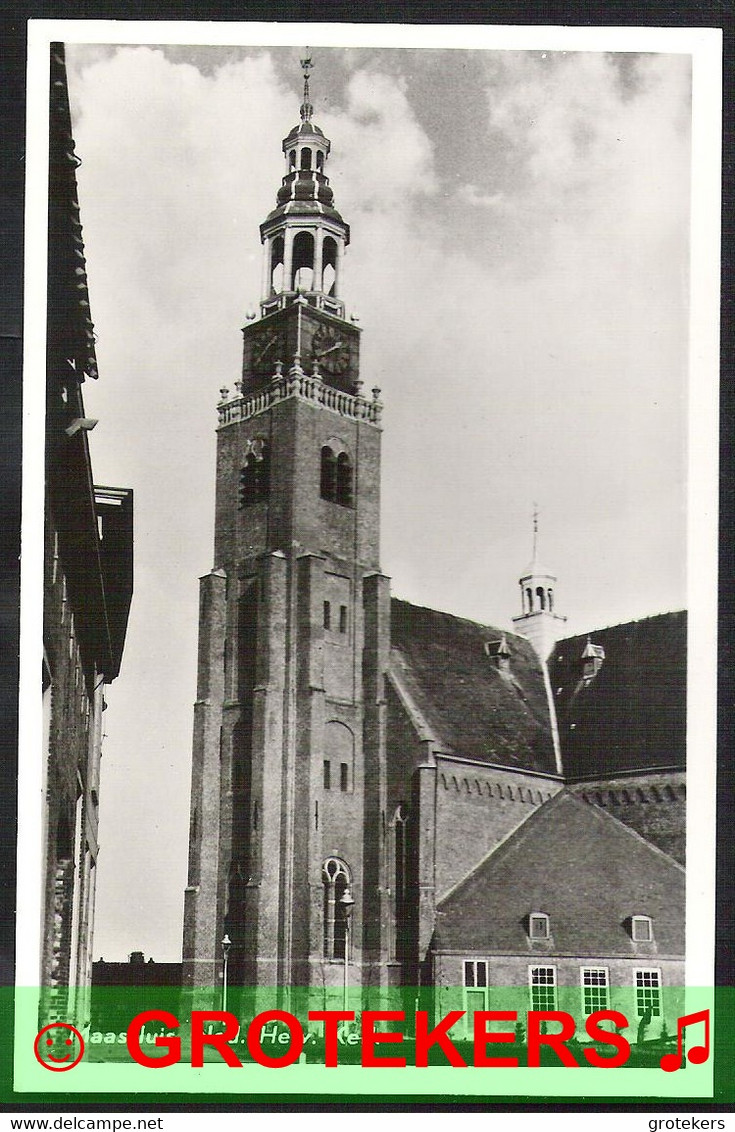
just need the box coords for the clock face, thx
[250,326,285,372]
[311,324,350,376]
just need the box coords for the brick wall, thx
[434,758,561,897]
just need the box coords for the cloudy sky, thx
[60,36,694,961]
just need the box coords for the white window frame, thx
[634,967,662,1018]
[322,857,351,960]
[528,912,551,940]
[463,959,489,1037]
[631,915,653,942]
[580,966,609,1015]
[528,965,557,1012]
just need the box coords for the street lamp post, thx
[339,887,355,1012]
[221,933,232,1013]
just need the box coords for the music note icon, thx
[660,1009,710,1072]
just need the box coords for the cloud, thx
[457,183,505,208]
[60,44,692,960]
[481,51,691,253]
[323,68,438,214]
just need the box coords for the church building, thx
[182,66,685,1040]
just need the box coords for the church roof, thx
[434,790,684,956]
[389,598,558,774]
[284,120,326,141]
[549,611,687,779]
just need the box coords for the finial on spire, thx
[300,54,313,122]
[532,503,539,563]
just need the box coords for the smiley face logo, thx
[34,1022,84,1071]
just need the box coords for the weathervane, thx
[532,503,539,562]
[300,53,313,122]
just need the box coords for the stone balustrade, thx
[217,365,383,428]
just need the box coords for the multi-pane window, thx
[635,969,662,1017]
[323,601,331,630]
[581,968,609,1014]
[339,604,348,634]
[323,760,331,790]
[323,857,351,960]
[340,762,349,792]
[529,966,557,1011]
[464,960,488,989]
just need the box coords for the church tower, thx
[182,61,392,1015]
[512,509,567,663]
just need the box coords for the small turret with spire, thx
[512,506,567,662]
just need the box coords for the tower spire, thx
[254,55,350,324]
[512,504,566,662]
[300,54,313,122]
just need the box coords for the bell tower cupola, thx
[259,56,350,319]
[241,58,361,399]
[512,507,567,662]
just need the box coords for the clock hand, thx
[315,340,345,358]
[253,333,277,366]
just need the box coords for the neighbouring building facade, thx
[42,44,133,1030]
[182,66,685,1041]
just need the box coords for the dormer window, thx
[484,635,511,672]
[528,912,550,940]
[631,915,653,942]
[581,639,605,681]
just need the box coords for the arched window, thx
[525,587,533,613]
[325,720,354,793]
[322,236,337,297]
[536,586,546,610]
[316,151,324,172]
[322,857,351,959]
[239,439,270,508]
[547,588,554,612]
[231,721,250,793]
[320,446,337,501]
[321,444,353,508]
[394,804,409,960]
[288,149,296,170]
[291,230,314,291]
[270,235,284,294]
[336,452,353,507]
[300,147,312,170]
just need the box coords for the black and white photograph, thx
[16,18,721,1106]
